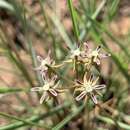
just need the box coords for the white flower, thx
[35,50,55,77]
[31,75,60,104]
[70,48,82,59]
[82,43,111,65]
[74,72,106,104]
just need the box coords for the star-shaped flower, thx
[63,46,83,71]
[74,72,106,104]
[81,43,111,65]
[31,75,60,104]
[35,50,55,77]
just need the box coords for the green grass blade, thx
[49,12,73,49]
[21,2,43,86]
[108,0,120,20]
[0,102,71,130]
[52,104,84,130]
[67,0,79,43]
[0,27,33,87]
[79,0,106,41]
[97,115,130,130]
[0,112,50,129]
[0,0,14,12]
[0,87,28,94]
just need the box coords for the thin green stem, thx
[0,112,50,129]
[52,104,84,130]
[67,0,79,43]
[0,102,71,130]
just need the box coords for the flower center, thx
[72,48,81,57]
[91,50,98,57]
[85,84,93,92]
[43,84,50,91]
[41,60,47,66]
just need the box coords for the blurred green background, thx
[0,0,130,130]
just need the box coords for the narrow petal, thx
[56,89,66,93]
[89,74,94,83]
[83,72,88,84]
[99,53,111,58]
[34,66,42,71]
[31,87,42,92]
[41,71,48,81]
[94,84,106,90]
[75,87,84,92]
[49,89,58,96]
[53,81,60,89]
[90,93,98,104]
[46,50,51,63]
[40,72,45,81]
[47,49,51,57]
[92,77,99,86]
[96,45,101,52]
[40,92,47,104]
[75,80,83,85]
[63,59,73,63]
[95,90,103,96]
[52,61,55,66]
[37,56,43,62]
[83,42,89,52]
[51,75,57,82]
[95,58,100,65]
[76,91,86,101]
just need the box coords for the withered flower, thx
[64,46,83,71]
[81,42,111,65]
[35,50,55,77]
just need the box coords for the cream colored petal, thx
[92,77,99,86]
[83,72,88,84]
[52,63,64,68]
[89,74,94,84]
[94,84,106,90]
[95,58,100,65]
[75,87,84,92]
[34,65,42,71]
[95,90,103,96]
[76,91,86,101]
[49,89,58,96]
[53,81,60,89]
[83,42,89,52]
[37,56,43,62]
[75,80,83,85]
[40,92,47,104]
[31,87,42,92]
[51,75,57,82]
[99,53,111,58]
[90,93,98,104]
[63,59,73,63]
[96,45,101,52]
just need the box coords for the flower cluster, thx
[31,42,110,105]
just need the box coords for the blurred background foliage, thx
[0,0,130,130]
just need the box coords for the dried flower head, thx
[81,43,111,65]
[74,72,106,104]
[35,50,55,77]
[31,75,60,104]
[63,46,83,71]
[70,47,81,59]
